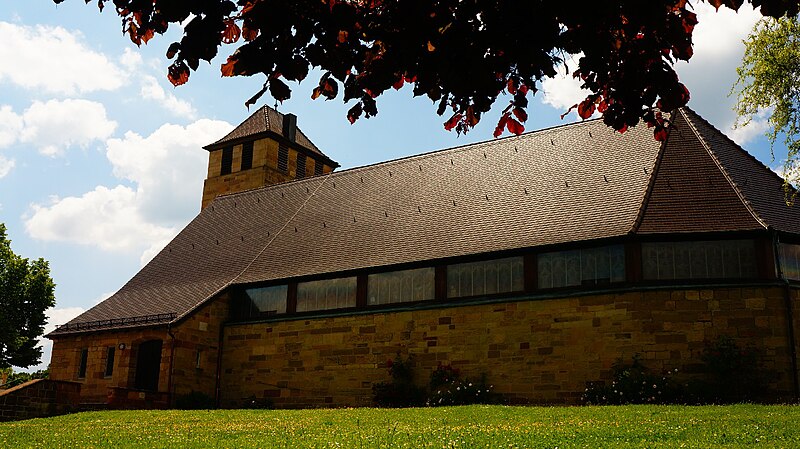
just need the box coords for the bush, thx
[427,363,500,406]
[175,391,216,410]
[582,355,683,405]
[695,336,763,403]
[372,354,426,407]
[244,395,274,409]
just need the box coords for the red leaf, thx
[311,87,322,100]
[577,99,595,119]
[512,107,527,123]
[168,61,189,86]
[617,124,628,134]
[444,113,462,131]
[338,30,349,43]
[392,77,404,90]
[347,103,362,124]
[507,78,517,95]
[597,99,608,113]
[242,25,258,41]
[519,84,529,95]
[506,117,524,135]
[654,126,669,141]
[141,28,154,45]
[222,20,241,44]
[220,56,237,77]
[494,113,510,138]
[466,106,479,127]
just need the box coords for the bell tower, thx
[201,106,339,209]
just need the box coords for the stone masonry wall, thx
[220,286,798,408]
[49,328,171,404]
[0,379,81,421]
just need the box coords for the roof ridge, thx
[679,108,769,230]
[629,113,672,234]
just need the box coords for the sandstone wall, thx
[0,379,80,421]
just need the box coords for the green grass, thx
[1,405,799,448]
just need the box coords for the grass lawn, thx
[1,404,799,448]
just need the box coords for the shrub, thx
[696,336,762,403]
[244,395,274,409]
[427,364,500,406]
[582,355,682,405]
[372,354,426,407]
[175,391,216,410]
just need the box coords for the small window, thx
[297,277,357,312]
[220,146,233,175]
[104,347,115,377]
[296,153,307,179]
[244,284,288,317]
[195,350,202,369]
[368,267,435,305]
[314,160,324,176]
[538,245,625,289]
[642,240,756,280]
[241,141,254,171]
[277,144,289,173]
[447,257,523,298]
[779,243,800,280]
[77,348,88,379]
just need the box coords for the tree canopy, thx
[733,14,800,197]
[55,0,798,139]
[0,224,56,369]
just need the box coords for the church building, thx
[48,106,800,408]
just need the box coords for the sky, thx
[0,2,785,372]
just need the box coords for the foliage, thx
[0,223,56,369]
[243,395,274,409]
[54,1,798,140]
[733,14,800,199]
[174,391,217,410]
[372,354,425,407]
[427,363,500,406]
[697,335,763,403]
[0,367,49,389]
[582,355,683,405]
[3,405,800,448]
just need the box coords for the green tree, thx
[0,224,56,369]
[733,15,800,198]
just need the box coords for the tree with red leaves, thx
[54,0,798,140]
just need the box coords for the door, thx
[134,339,163,391]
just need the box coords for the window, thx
[241,141,254,171]
[642,240,756,280]
[104,347,115,377]
[297,277,357,312]
[447,257,523,298]
[195,350,202,369]
[277,144,289,173]
[314,160,324,176]
[780,243,800,280]
[77,348,88,379]
[368,267,435,305]
[220,146,233,175]
[244,284,288,317]
[538,245,625,289]
[296,154,307,179]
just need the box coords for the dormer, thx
[201,106,340,209]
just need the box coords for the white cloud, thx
[729,116,770,145]
[0,155,14,178]
[119,47,143,72]
[0,105,23,148]
[541,54,589,112]
[19,99,117,157]
[25,119,233,264]
[0,22,125,95]
[140,75,197,119]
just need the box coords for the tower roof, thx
[205,105,337,166]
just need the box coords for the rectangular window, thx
[314,160,324,176]
[241,141,254,171]
[538,245,625,289]
[277,144,289,173]
[195,350,202,369]
[297,277,357,312]
[244,284,288,317]
[642,240,756,280]
[780,243,800,280]
[220,146,233,175]
[296,154,307,179]
[368,267,435,305]
[104,347,115,377]
[447,257,523,298]
[77,348,88,379]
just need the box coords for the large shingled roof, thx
[52,108,800,335]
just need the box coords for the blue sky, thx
[0,2,785,371]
